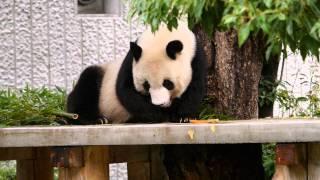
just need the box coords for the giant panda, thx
[67,22,207,124]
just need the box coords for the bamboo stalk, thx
[52,111,79,120]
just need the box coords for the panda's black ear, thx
[166,40,183,60]
[130,42,142,62]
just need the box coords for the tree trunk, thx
[163,26,265,179]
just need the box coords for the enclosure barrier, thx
[0,119,320,179]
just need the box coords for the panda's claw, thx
[97,116,109,124]
[179,118,190,123]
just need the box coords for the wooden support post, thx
[307,143,320,179]
[17,159,35,180]
[58,146,109,180]
[272,143,307,180]
[17,147,53,180]
[50,147,84,168]
[127,162,150,180]
[150,146,168,180]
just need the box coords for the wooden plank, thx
[2,119,320,147]
[272,144,307,180]
[150,146,168,180]
[128,162,150,180]
[0,147,33,160]
[17,147,53,180]
[17,160,35,180]
[109,145,150,163]
[59,146,109,180]
[307,143,320,179]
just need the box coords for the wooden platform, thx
[1,119,320,147]
[1,118,320,180]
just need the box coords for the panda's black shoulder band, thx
[130,42,142,61]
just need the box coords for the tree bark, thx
[163,26,266,179]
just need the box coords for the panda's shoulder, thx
[78,65,105,83]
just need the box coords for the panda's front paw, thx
[179,118,190,123]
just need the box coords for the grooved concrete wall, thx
[0,0,145,90]
[0,0,319,116]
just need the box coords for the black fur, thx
[166,40,183,60]
[116,38,207,123]
[67,66,104,125]
[130,42,142,61]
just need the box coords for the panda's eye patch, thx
[163,80,174,90]
[143,81,150,91]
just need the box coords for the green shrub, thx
[262,143,276,180]
[0,86,68,127]
[0,161,16,180]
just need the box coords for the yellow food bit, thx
[190,119,219,124]
[210,125,216,133]
[188,129,195,140]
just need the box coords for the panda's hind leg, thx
[67,66,104,125]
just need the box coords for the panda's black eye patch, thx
[166,40,183,60]
[143,81,150,91]
[163,80,174,90]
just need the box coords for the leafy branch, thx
[128,0,320,60]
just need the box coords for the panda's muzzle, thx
[149,87,172,107]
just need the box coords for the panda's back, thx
[99,59,130,123]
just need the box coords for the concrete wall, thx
[0,0,319,117]
[0,0,145,91]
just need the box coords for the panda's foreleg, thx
[67,66,105,125]
[176,40,207,122]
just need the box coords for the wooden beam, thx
[109,146,150,163]
[58,146,109,180]
[1,119,320,147]
[0,147,33,160]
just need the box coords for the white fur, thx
[99,59,130,124]
[132,22,196,103]
[149,87,171,107]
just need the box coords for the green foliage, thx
[275,81,320,117]
[128,0,320,60]
[0,86,67,127]
[0,161,16,180]
[128,0,221,34]
[198,97,234,120]
[259,79,279,107]
[262,143,276,180]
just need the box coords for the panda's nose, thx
[149,87,171,107]
[159,101,172,108]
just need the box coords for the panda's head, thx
[130,23,196,108]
